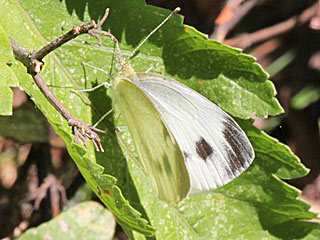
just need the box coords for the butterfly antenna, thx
[128,7,181,59]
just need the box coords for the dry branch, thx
[8,10,118,152]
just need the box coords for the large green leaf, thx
[0,23,18,115]
[18,201,116,240]
[0,0,154,236]
[1,0,318,239]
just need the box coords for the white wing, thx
[135,73,255,194]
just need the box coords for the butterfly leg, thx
[71,62,111,93]
[145,63,158,73]
[81,61,110,76]
[113,112,128,132]
[71,81,110,93]
[115,126,128,132]
[93,108,114,128]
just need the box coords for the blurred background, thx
[1,0,319,239]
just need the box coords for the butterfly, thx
[110,54,254,203]
[85,7,255,203]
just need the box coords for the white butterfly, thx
[111,56,254,203]
[81,7,255,203]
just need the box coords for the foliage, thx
[0,24,18,115]
[18,201,116,240]
[1,0,319,239]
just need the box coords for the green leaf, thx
[0,23,18,116]
[239,119,309,179]
[163,26,284,119]
[0,0,154,236]
[1,0,318,239]
[0,101,49,143]
[17,201,116,240]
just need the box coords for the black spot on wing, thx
[196,137,214,161]
[222,120,250,173]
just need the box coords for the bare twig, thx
[24,174,67,218]
[310,0,320,30]
[8,11,117,152]
[211,0,261,41]
[249,38,282,60]
[33,21,96,60]
[224,2,318,49]
[87,8,121,53]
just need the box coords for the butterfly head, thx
[114,55,136,79]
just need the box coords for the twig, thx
[87,8,121,53]
[310,0,320,30]
[8,10,117,152]
[211,0,261,41]
[249,38,282,60]
[24,174,67,218]
[224,2,318,49]
[33,21,96,60]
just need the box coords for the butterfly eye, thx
[114,62,122,72]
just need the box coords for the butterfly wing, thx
[112,76,190,203]
[136,73,255,193]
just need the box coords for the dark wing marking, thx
[196,137,214,161]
